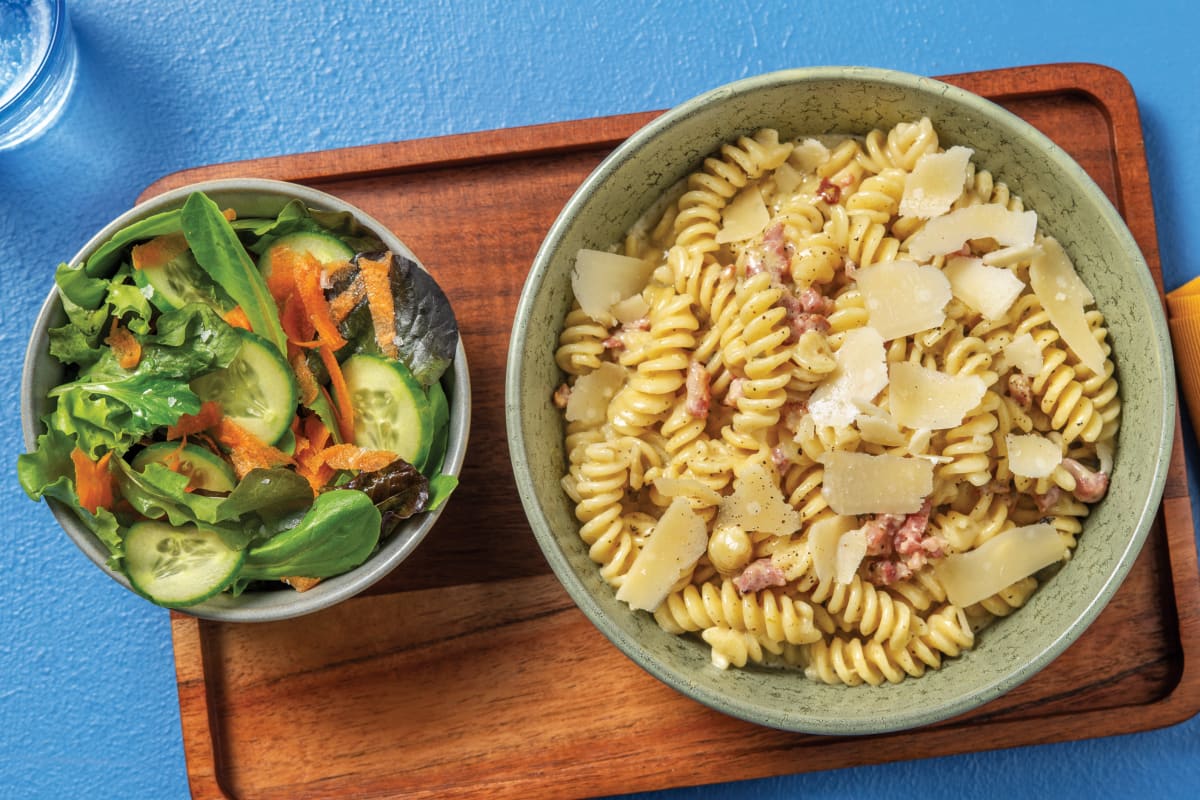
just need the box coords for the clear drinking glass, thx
[0,0,77,151]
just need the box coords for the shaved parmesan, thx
[1003,333,1044,376]
[943,255,1025,320]
[809,514,858,584]
[856,260,951,339]
[772,161,805,196]
[715,185,769,244]
[934,523,1064,607]
[1029,237,1106,375]
[821,451,933,515]
[808,327,888,427]
[900,146,972,218]
[611,294,650,324]
[835,527,869,584]
[564,362,625,425]
[653,476,725,507]
[1006,433,1062,478]
[889,362,987,430]
[792,137,831,173]
[906,205,1038,261]
[716,464,800,536]
[615,497,708,611]
[855,409,908,447]
[572,249,655,322]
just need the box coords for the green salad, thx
[18,191,460,607]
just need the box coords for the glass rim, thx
[0,0,71,118]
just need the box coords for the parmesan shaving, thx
[835,527,869,585]
[563,362,625,426]
[856,260,951,340]
[934,523,1064,608]
[1029,237,1106,375]
[611,294,650,324]
[715,185,770,244]
[899,146,972,219]
[615,497,708,611]
[1006,433,1062,478]
[807,327,888,428]
[792,138,831,173]
[888,362,987,430]
[571,249,654,322]
[715,464,800,536]
[653,476,724,507]
[943,255,1025,320]
[809,514,858,584]
[1003,333,1044,376]
[906,205,1038,261]
[820,451,933,515]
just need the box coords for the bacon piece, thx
[1062,458,1110,502]
[817,178,841,205]
[733,558,787,593]
[799,286,835,315]
[552,383,571,409]
[685,361,711,419]
[723,378,745,408]
[867,559,912,587]
[1035,485,1062,514]
[1007,373,1033,409]
[862,500,943,586]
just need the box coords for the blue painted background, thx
[2,1,1198,797]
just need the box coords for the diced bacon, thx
[1062,458,1110,503]
[770,446,789,474]
[733,557,787,593]
[817,178,841,205]
[863,499,942,586]
[1035,485,1062,514]
[602,335,624,351]
[866,559,911,587]
[601,317,650,351]
[685,361,711,419]
[791,312,830,338]
[723,378,745,408]
[799,286,835,315]
[1007,373,1032,408]
[862,514,902,556]
[552,383,571,409]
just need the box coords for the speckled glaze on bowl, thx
[21,178,471,623]
[506,67,1174,733]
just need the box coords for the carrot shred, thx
[282,576,322,592]
[222,306,253,331]
[72,448,115,514]
[264,245,298,303]
[318,443,398,472]
[131,232,188,271]
[294,251,347,351]
[105,318,142,370]
[358,253,399,359]
[166,401,223,440]
[290,351,320,405]
[222,208,237,222]
[328,273,366,326]
[317,344,356,444]
[213,417,295,480]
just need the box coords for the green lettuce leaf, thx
[239,489,381,581]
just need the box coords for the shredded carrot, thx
[131,232,188,271]
[294,251,347,350]
[72,448,115,514]
[358,253,399,360]
[105,318,142,370]
[222,306,253,331]
[328,272,366,326]
[222,208,237,221]
[166,401,223,440]
[282,576,322,592]
[319,443,398,473]
[213,417,294,480]
[264,245,298,303]
[291,412,337,491]
[290,351,320,405]
[317,344,356,444]
[280,291,314,345]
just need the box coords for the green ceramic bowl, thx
[506,67,1174,733]
[21,178,471,622]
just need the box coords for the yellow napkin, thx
[1166,275,1200,430]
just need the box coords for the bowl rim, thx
[21,177,471,623]
[506,66,1174,733]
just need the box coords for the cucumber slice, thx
[132,239,230,313]
[191,330,298,445]
[259,231,355,278]
[424,380,450,475]
[341,354,432,469]
[124,521,245,607]
[131,442,237,493]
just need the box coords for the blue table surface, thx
[3,1,1199,797]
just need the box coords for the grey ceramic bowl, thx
[506,67,1174,733]
[21,178,470,622]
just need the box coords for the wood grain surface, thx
[145,63,1200,800]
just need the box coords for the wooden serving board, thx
[144,63,1200,800]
